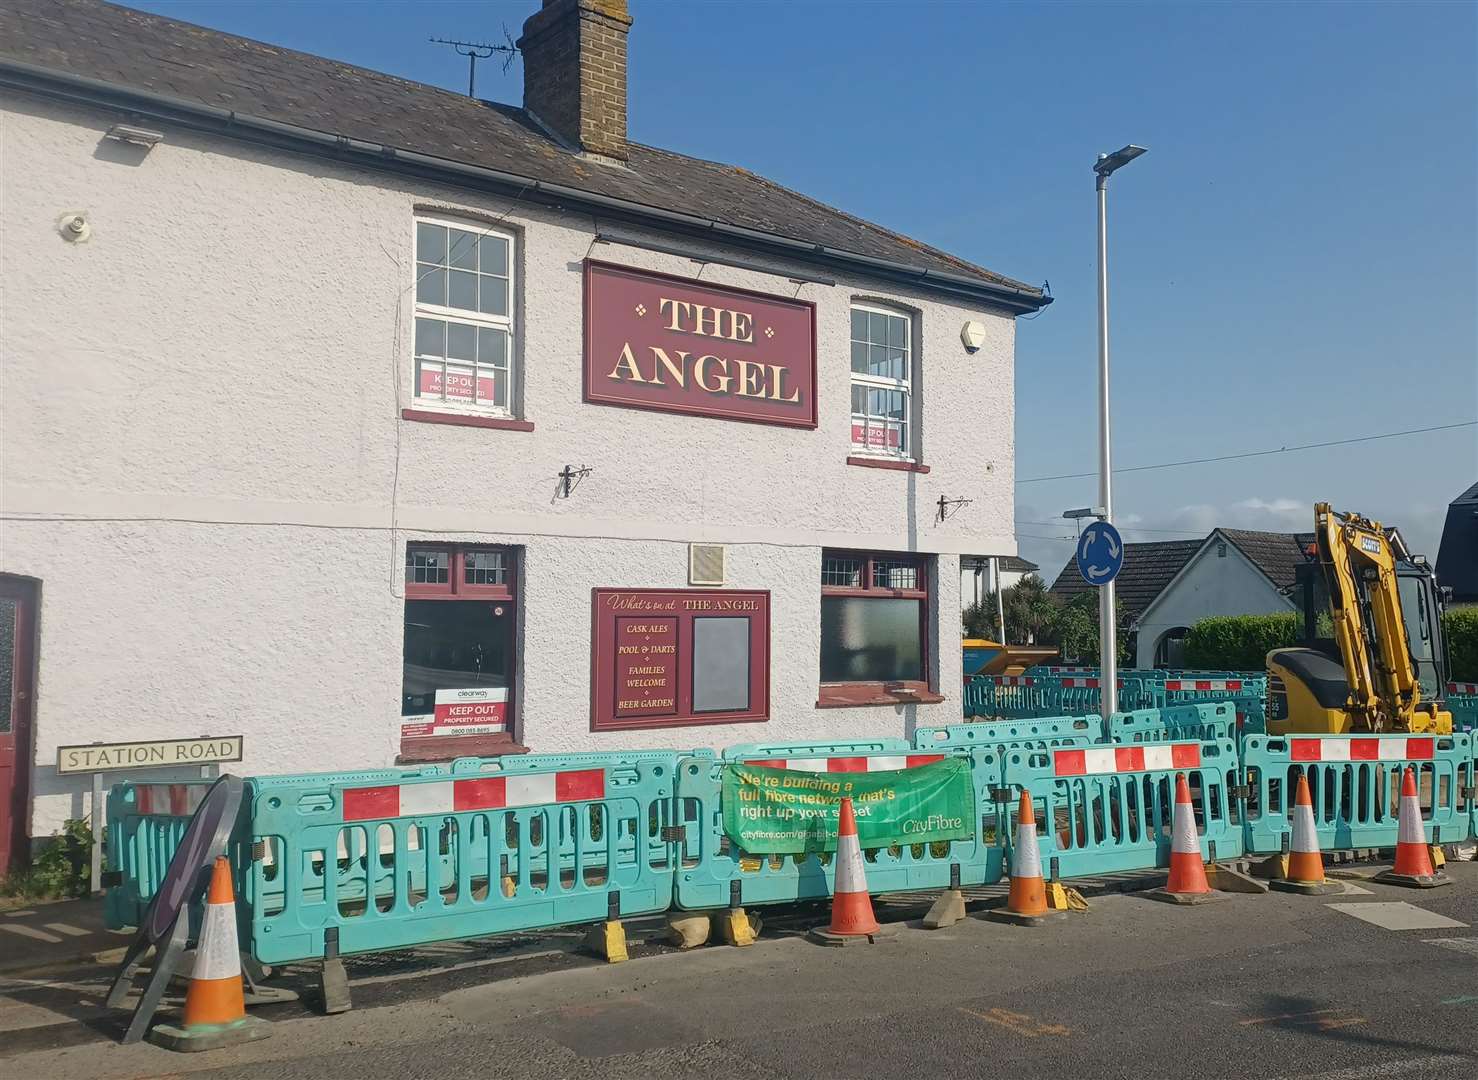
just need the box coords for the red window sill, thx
[846,455,930,474]
[396,733,530,764]
[816,682,945,709]
[401,408,534,432]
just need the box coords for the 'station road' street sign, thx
[1075,521,1124,586]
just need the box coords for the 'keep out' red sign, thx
[583,261,817,428]
[419,367,496,402]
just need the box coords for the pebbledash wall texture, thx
[0,0,1044,841]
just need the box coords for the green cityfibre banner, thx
[721,758,974,854]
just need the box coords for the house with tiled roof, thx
[1436,481,1478,606]
[0,0,1050,860]
[1050,529,1316,668]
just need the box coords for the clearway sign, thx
[1075,521,1124,586]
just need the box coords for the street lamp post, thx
[1092,144,1147,716]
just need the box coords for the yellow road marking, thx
[958,1006,1070,1037]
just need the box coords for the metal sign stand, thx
[104,775,245,1044]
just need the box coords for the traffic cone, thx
[1147,774,1225,905]
[1373,766,1451,889]
[987,790,1062,925]
[1271,773,1340,895]
[808,797,887,945]
[149,856,270,1052]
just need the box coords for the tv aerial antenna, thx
[431,27,517,99]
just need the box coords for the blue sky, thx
[130,0,1478,576]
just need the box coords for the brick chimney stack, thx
[517,0,633,162]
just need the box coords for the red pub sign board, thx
[583,261,817,428]
[590,588,770,732]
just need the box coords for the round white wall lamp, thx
[960,320,987,352]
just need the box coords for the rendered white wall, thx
[1,94,1002,834]
[1134,546,1293,668]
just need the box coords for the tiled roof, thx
[0,0,1044,302]
[1048,539,1203,621]
[1219,529,1314,592]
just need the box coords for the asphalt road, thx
[4,863,1475,1079]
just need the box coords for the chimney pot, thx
[518,0,632,161]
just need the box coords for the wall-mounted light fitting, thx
[104,124,164,148]
[960,320,987,352]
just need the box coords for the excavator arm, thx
[1312,502,1420,731]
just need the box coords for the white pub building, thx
[0,0,1049,865]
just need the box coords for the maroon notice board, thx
[590,588,770,732]
[583,261,817,428]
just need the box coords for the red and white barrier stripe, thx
[992,676,1034,687]
[745,754,945,773]
[134,784,207,816]
[1060,677,1100,688]
[1447,682,1478,696]
[1164,679,1243,692]
[341,769,605,822]
[1289,737,1434,763]
[1054,744,1201,777]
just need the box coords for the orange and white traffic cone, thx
[1271,773,1340,895]
[149,856,270,1052]
[808,797,886,944]
[1374,766,1451,889]
[1148,774,1225,905]
[987,790,1061,925]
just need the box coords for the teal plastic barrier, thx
[966,672,1262,722]
[246,752,679,965]
[672,739,1003,910]
[999,738,1243,879]
[1447,682,1478,733]
[1108,703,1239,745]
[914,714,1102,755]
[103,780,233,931]
[1241,732,1474,854]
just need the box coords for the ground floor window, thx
[819,550,929,684]
[401,545,516,745]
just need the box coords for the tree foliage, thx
[961,573,1129,664]
[1445,607,1478,681]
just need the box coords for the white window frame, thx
[411,214,517,416]
[848,301,913,460]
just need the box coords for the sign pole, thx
[90,771,104,895]
[1096,169,1118,716]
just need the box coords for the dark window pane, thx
[477,326,507,366]
[821,555,863,587]
[448,270,478,311]
[406,548,450,585]
[851,341,868,374]
[873,560,919,590]
[414,317,445,358]
[820,597,923,682]
[402,599,513,717]
[480,236,508,275]
[416,265,445,306]
[0,597,14,733]
[464,549,506,585]
[478,275,508,317]
[416,223,446,266]
[869,344,889,378]
[446,321,476,361]
[868,311,887,345]
[851,308,868,340]
[888,314,907,349]
[851,383,867,413]
[447,229,478,270]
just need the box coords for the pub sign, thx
[583,261,817,428]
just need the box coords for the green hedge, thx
[1446,608,1478,682]
[1183,614,1300,672]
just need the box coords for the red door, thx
[0,576,37,872]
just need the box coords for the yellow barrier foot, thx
[1045,882,1088,912]
[584,920,629,963]
[501,875,516,898]
[1250,854,1289,880]
[1207,863,1270,895]
[713,907,760,947]
[1429,845,1446,869]
[922,888,967,929]
[666,912,712,949]
[1269,877,1342,895]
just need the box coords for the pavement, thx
[1,862,1475,1079]
[0,897,129,973]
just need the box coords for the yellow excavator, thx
[1267,502,1452,735]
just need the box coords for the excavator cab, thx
[1267,505,1451,735]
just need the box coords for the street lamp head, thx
[1094,144,1148,178]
